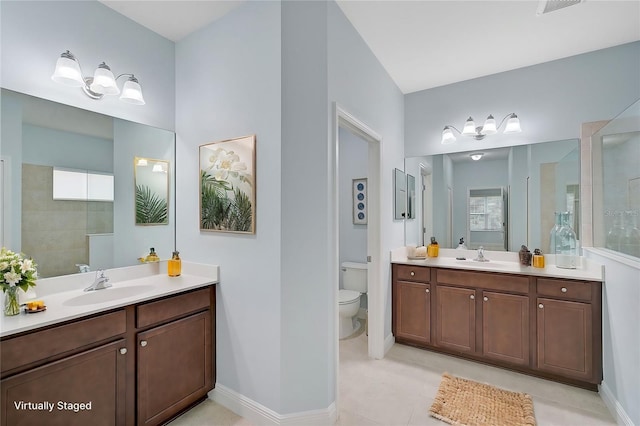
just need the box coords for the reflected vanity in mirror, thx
[394,168,406,220]
[405,138,580,252]
[135,157,169,225]
[0,89,175,278]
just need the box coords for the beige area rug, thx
[429,373,536,426]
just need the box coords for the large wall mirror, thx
[0,89,175,278]
[405,138,580,252]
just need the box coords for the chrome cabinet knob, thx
[538,303,544,309]
[483,296,488,302]
[561,287,567,293]
[119,348,127,355]
[140,340,148,347]
[470,295,475,300]
[410,271,415,276]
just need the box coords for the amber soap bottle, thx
[168,251,181,277]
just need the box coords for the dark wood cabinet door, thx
[482,291,529,366]
[537,297,593,380]
[436,286,476,353]
[394,281,431,344]
[137,311,212,426]
[1,340,126,426]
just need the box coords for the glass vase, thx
[4,286,20,316]
[555,212,578,269]
[549,212,562,254]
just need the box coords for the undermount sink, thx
[62,285,156,306]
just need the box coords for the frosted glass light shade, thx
[470,153,484,161]
[90,63,119,95]
[504,114,522,133]
[152,163,164,173]
[51,52,84,87]
[481,115,497,135]
[120,77,145,105]
[461,117,476,135]
[441,127,456,144]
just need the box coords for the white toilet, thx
[339,262,368,339]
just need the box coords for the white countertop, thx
[391,248,603,282]
[0,261,219,338]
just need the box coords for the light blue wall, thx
[0,92,23,249]
[176,0,283,413]
[0,1,175,130]
[22,124,113,173]
[405,41,640,157]
[328,0,405,348]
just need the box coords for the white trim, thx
[384,332,395,355]
[210,384,337,426]
[583,247,640,270]
[599,382,634,426]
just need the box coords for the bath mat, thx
[429,373,536,426]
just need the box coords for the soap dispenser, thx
[456,237,467,250]
[427,237,439,257]
[145,247,160,263]
[168,251,181,277]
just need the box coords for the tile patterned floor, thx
[170,330,616,425]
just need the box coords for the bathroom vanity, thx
[0,263,217,426]
[392,254,603,390]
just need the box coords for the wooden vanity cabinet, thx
[1,310,128,426]
[392,264,601,389]
[136,288,214,426]
[536,278,600,382]
[0,285,216,426]
[392,264,431,345]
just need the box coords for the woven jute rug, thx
[429,373,536,426]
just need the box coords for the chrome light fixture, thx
[441,113,521,144]
[51,50,145,105]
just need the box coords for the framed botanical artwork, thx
[353,178,367,225]
[199,135,256,234]
[134,157,169,225]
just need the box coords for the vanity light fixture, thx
[152,163,166,173]
[51,50,145,105]
[470,153,484,161]
[441,113,521,144]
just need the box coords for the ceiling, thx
[100,0,640,94]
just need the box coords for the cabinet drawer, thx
[437,269,529,294]
[1,310,126,374]
[395,264,430,282]
[137,287,212,328]
[537,279,592,302]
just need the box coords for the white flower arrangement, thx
[0,247,38,293]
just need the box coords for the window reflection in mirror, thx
[405,138,580,251]
[592,99,640,259]
[135,157,169,225]
[406,174,416,219]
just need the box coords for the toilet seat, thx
[339,289,361,305]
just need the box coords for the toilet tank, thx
[341,262,367,293]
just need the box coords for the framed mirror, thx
[1,88,175,277]
[405,138,580,251]
[135,157,169,225]
[394,168,406,220]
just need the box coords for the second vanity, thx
[392,249,603,390]
[0,261,218,426]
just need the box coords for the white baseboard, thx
[210,384,337,425]
[383,333,395,356]
[599,382,634,426]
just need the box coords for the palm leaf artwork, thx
[136,184,168,224]
[200,171,252,232]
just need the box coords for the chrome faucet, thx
[76,263,90,273]
[84,269,112,291]
[474,246,489,262]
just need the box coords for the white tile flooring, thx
[170,326,616,425]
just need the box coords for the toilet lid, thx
[339,289,361,304]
